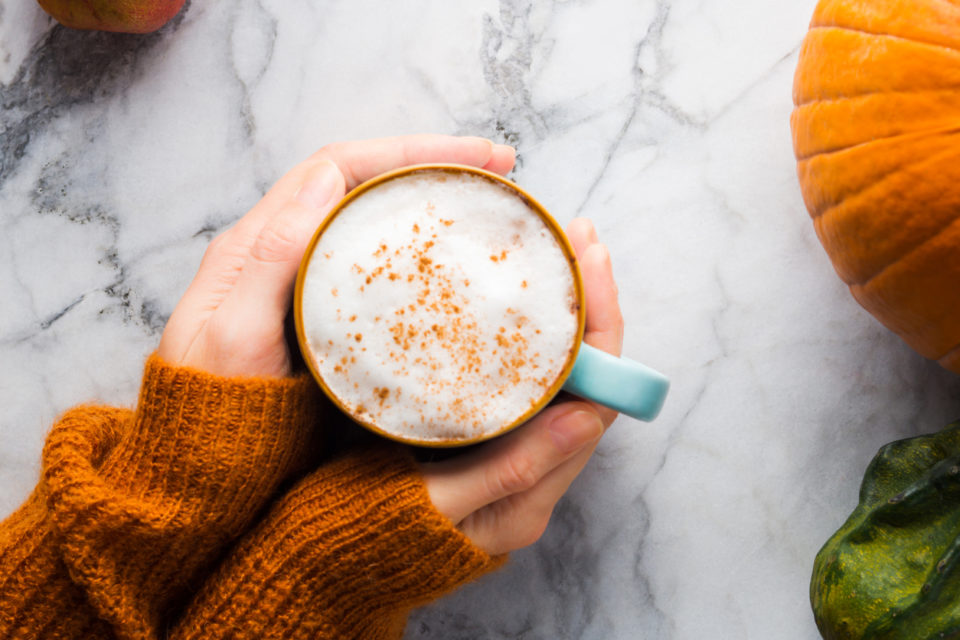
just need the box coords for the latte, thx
[298,167,581,444]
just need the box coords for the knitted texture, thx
[0,355,503,639]
[170,448,505,640]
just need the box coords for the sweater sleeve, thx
[0,354,322,640]
[169,447,506,640]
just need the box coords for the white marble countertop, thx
[4,1,960,638]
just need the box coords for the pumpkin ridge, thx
[847,207,960,288]
[803,129,960,215]
[805,22,960,57]
[795,122,960,163]
[793,88,960,115]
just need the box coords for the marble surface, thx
[3,1,960,638]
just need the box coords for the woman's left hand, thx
[158,135,516,378]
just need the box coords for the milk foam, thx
[301,170,579,442]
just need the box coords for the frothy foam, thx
[300,169,579,442]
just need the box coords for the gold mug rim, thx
[293,163,587,447]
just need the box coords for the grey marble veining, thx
[4,1,960,638]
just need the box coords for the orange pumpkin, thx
[791,0,960,373]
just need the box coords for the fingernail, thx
[549,409,604,454]
[586,222,600,244]
[460,135,493,146]
[493,143,515,157]
[295,160,341,209]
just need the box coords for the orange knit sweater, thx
[0,355,502,639]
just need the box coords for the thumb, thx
[220,160,346,321]
[422,403,603,525]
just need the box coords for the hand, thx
[158,135,516,378]
[422,218,624,555]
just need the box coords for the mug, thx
[294,164,669,446]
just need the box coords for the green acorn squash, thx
[812,421,960,639]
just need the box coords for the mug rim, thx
[293,163,587,447]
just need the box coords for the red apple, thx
[36,0,186,34]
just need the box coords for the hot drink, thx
[297,166,581,444]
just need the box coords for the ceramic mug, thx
[293,164,669,446]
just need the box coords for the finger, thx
[581,243,624,357]
[482,144,517,176]
[423,402,603,525]
[163,137,514,363]
[217,160,345,326]
[563,219,624,427]
[575,243,625,427]
[313,135,510,190]
[226,135,514,252]
[460,436,600,555]
[162,157,341,355]
[158,232,249,361]
[566,217,599,259]
[455,401,606,555]
[222,136,505,314]
[566,218,622,356]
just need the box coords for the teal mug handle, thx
[562,343,669,421]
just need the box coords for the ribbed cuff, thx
[104,353,321,527]
[173,447,505,640]
[40,353,323,639]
